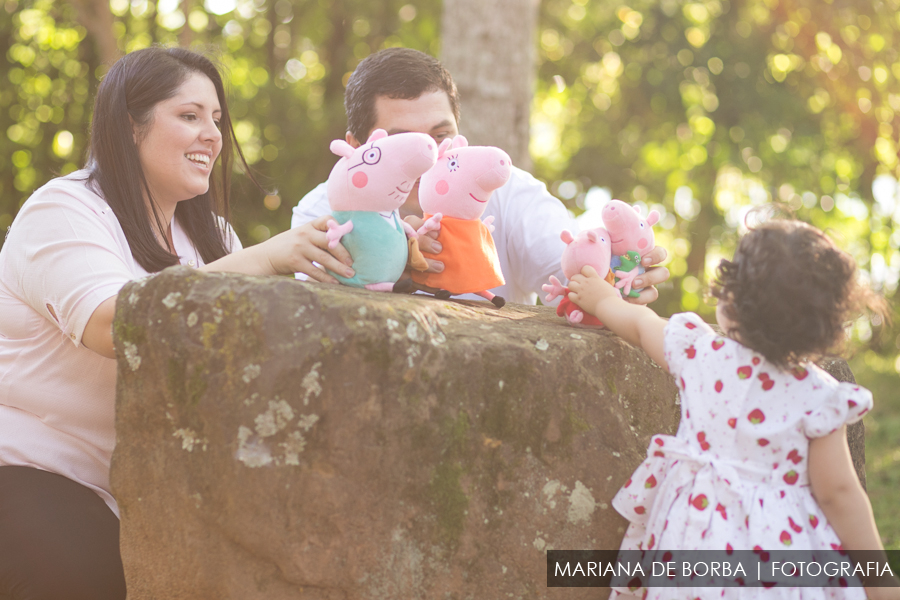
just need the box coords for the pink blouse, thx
[0,171,240,516]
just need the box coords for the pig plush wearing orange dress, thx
[396,135,511,307]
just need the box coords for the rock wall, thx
[110,267,863,599]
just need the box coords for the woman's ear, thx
[130,115,139,146]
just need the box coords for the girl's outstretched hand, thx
[569,265,669,370]
[568,265,619,317]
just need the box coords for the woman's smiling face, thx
[135,72,223,210]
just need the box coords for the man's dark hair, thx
[710,219,886,368]
[345,48,460,142]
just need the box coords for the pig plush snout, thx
[475,152,512,192]
[400,138,439,180]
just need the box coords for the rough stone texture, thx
[111,267,680,599]
[110,267,865,599]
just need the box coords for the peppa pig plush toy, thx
[324,129,437,290]
[395,135,510,307]
[542,229,617,326]
[602,200,660,298]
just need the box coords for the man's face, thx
[346,90,458,218]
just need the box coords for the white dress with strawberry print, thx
[610,312,872,600]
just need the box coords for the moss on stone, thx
[166,357,208,407]
[201,322,218,350]
[428,460,468,548]
[445,409,470,456]
[605,369,618,395]
[114,321,147,347]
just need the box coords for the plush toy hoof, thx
[392,279,415,294]
[491,296,506,308]
[434,289,451,300]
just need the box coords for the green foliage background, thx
[1,0,897,548]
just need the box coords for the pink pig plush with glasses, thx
[324,129,437,290]
[396,135,511,307]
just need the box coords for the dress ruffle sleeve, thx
[802,381,873,439]
[663,312,713,375]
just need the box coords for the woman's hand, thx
[625,245,670,305]
[261,215,354,282]
[202,215,354,283]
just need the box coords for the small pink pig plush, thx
[602,200,660,298]
[324,129,437,290]
[402,135,511,307]
[542,229,616,326]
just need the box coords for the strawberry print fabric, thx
[610,312,872,599]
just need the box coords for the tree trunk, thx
[441,0,539,171]
[69,0,119,66]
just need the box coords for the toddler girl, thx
[567,219,896,599]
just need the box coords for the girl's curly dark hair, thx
[710,219,887,368]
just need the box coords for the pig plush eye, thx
[447,155,459,172]
[363,147,382,165]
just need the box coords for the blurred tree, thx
[0,0,441,247]
[442,0,539,168]
[69,0,118,64]
[533,0,899,324]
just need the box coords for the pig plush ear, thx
[646,210,660,227]
[451,135,468,149]
[437,138,454,159]
[330,139,355,158]
[367,129,388,143]
[586,230,599,243]
[560,230,575,245]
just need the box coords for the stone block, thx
[111,267,680,599]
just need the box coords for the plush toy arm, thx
[416,212,443,237]
[482,215,495,233]
[613,267,639,297]
[400,219,419,239]
[325,219,353,249]
[542,275,566,303]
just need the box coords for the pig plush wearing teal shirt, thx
[324,129,438,290]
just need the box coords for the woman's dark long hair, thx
[87,47,257,273]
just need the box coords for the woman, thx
[0,47,352,599]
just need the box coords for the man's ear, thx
[345,131,362,148]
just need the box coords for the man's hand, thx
[626,245,669,305]
[403,215,444,274]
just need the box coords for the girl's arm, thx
[809,425,899,599]
[567,266,669,370]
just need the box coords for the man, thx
[291,48,669,304]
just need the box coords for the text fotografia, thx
[547,550,900,588]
